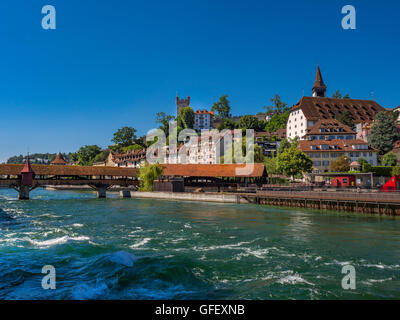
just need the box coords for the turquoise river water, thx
[0,188,399,299]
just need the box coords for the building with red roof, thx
[51,153,67,165]
[299,139,378,173]
[287,66,385,140]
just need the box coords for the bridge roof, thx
[0,164,139,177]
[161,163,266,178]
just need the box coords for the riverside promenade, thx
[129,190,400,216]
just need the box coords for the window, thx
[320,145,330,150]
[314,161,321,166]
[352,144,368,150]
[322,153,329,158]
[322,161,330,166]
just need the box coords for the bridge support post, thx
[18,185,30,200]
[97,186,107,199]
[120,190,131,198]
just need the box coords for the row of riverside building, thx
[94,66,399,174]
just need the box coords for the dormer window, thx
[352,144,368,150]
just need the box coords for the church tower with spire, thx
[312,65,327,97]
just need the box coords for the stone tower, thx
[176,95,190,116]
[312,65,327,97]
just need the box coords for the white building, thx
[194,110,214,132]
[286,66,385,140]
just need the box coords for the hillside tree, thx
[368,112,400,154]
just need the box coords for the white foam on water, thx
[170,237,185,243]
[277,273,314,286]
[364,263,385,269]
[72,223,84,228]
[235,247,278,260]
[5,233,17,238]
[38,213,58,218]
[194,241,254,252]
[130,237,151,248]
[130,227,143,234]
[26,236,90,247]
[367,278,393,283]
[324,260,352,266]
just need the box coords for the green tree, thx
[138,163,164,191]
[156,112,175,136]
[264,110,290,133]
[217,118,237,131]
[356,157,373,173]
[392,165,400,176]
[368,112,400,154]
[123,144,145,153]
[357,157,368,167]
[264,156,279,175]
[211,95,231,119]
[264,94,289,114]
[332,90,350,99]
[276,147,313,180]
[112,127,137,147]
[338,111,354,128]
[277,138,298,155]
[392,110,400,122]
[69,152,79,162]
[177,106,195,129]
[238,115,263,131]
[332,90,342,99]
[93,150,110,163]
[357,157,372,172]
[330,155,350,172]
[76,145,102,166]
[381,151,398,166]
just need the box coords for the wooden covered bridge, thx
[0,157,267,200]
[0,156,139,199]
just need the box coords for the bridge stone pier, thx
[120,189,131,198]
[18,185,31,200]
[88,184,109,199]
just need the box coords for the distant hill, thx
[6,153,71,164]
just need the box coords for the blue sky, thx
[0,0,399,162]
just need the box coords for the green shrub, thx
[381,152,398,166]
[138,163,163,191]
[372,166,393,177]
[392,165,400,176]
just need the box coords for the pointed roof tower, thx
[21,154,34,174]
[312,65,327,97]
[51,152,67,165]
